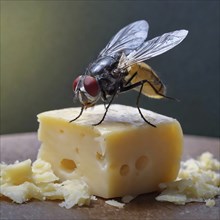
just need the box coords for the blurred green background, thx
[1,1,219,137]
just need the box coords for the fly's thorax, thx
[72,75,101,107]
[89,56,117,76]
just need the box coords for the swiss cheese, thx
[1,105,219,208]
[37,104,183,198]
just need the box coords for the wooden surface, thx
[0,132,219,220]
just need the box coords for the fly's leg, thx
[136,83,156,127]
[121,79,177,100]
[100,89,108,109]
[120,79,175,127]
[93,92,117,126]
[125,72,138,86]
[69,105,84,123]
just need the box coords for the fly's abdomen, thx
[126,62,166,99]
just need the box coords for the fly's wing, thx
[98,20,149,57]
[118,29,188,69]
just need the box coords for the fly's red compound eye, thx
[84,76,100,97]
[72,76,81,91]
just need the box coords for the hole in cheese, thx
[120,164,130,176]
[96,152,104,161]
[60,159,76,172]
[80,132,85,137]
[59,129,64,133]
[135,155,148,170]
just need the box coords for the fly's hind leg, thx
[136,83,156,127]
[120,79,172,127]
[136,83,156,128]
[125,72,138,86]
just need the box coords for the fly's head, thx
[73,75,101,108]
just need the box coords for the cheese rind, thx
[37,104,183,198]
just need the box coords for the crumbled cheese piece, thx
[32,159,59,184]
[58,179,91,209]
[37,182,63,200]
[1,159,32,185]
[105,199,125,208]
[205,199,215,207]
[91,195,98,200]
[156,152,220,206]
[1,182,43,203]
[0,159,92,208]
[198,152,220,171]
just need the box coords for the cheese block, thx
[37,104,183,198]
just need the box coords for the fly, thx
[70,20,188,126]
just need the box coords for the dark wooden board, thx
[1,133,219,220]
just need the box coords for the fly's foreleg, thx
[93,92,117,126]
[100,89,108,109]
[69,105,84,123]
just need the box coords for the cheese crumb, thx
[205,199,215,207]
[1,182,43,203]
[105,199,125,208]
[58,179,91,209]
[156,152,220,206]
[32,159,59,184]
[1,159,32,185]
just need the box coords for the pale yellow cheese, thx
[37,104,183,198]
